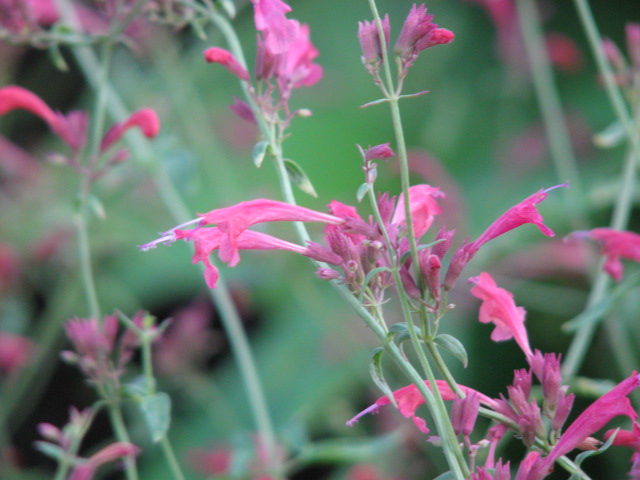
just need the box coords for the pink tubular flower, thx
[69,442,140,480]
[99,108,160,152]
[357,15,390,73]
[0,85,87,151]
[346,380,494,434]
[574,228,640,282]
[251,0,299,55]
[276,22,323,91]
[469,272,532,359]
[391,185,445,238]
[203,47,250,82]
[536,372,640,477]
[473,184,567,249]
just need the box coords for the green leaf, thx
[593,120,624,148]
[573,428,617,467]
[88,194,106,220]
[218,0,236,18]
[369,348,397,408]
[433,471,455,480]
[356,182,371,203]
[138,392,171,443]
[434,334,468,368]
[284,158,317,197]
[563,271,640,332]
[388,322,421,345]
[358,266,391,303]
[48,43,69,72]
[189,17,208,40]
[252,141,269,168]
[34,441,65,461]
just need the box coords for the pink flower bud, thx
[100,108,160,152]
[204,47,250,82]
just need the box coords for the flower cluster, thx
[203,0,321,124]
[0,85,159,180]
[358,3,454,82]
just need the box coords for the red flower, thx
[578,228,640,282]
[99,108,160,152]
[203,47,250,82]
[469,272,532,359]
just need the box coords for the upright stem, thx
[563,0,640,379]
[515,0,586,228]
[107,405,139,480]
[75,178,101,320]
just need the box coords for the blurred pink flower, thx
[99,108,160,152]
[0,333,35,375]
[188,446,233,476]
[203,47,250,82]
[346,379,494,434]
[251,0,299,54]
[358,15,390,74]
[391,184,444,238]
[276,22,323,92]
[69,442,140,480]
[545,33,583,73]
[469,272,532,359]
[573,228,640,282]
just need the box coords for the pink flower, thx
[69,442,140,480]
[574,228,640,282]
[357,15,390,73]
[395,4,454,69]
[0,85,87,151]
[0,333,35,375]
[140,199,344,288]
[346,380,495,434]
[545,33,583,73]
[174,228,313,289]
[473,184,567,249]
[468,272,532,359]
[203,47,250,82]
[276,22,323,90]
[536,372,640,477]
[188,446,233,476]
[391,185,445,238]
[99,108,160,152]
[251,0,299,55]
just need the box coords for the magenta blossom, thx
[391,184,444,238]
[573,228,640,282]
[203,47,250,82]
[275,21,323,92]
[140,199,344,288]
[469,272,532,359]
[251,0,299,55]
[473,184,567,249]
[536,372,640,477]
[346,380,495,434]
[99,108,160,152]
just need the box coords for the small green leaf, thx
[88,194,106,220]
[48,43,69,72]
[573,428,617,467]
[284,158,317,197]
[593,120,624,148]
[252,141,269,168]
[370,348,397,408]
[433,471,455,480]
[388,322,421,345]
[434,334,468,368]
[219,0,236,18]
[190,17,208,40]
[138,392,171,443]
[356,182,371,203]
[358,266,391,303]
[34,441,65,461]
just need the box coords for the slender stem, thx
[107,405,139,480]
[515,0,586,228]
[562,1,640,379]
[75,182,101,319]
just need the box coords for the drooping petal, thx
[473,184,567,249]
[469,272,532,359]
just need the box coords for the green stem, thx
[515,0,586,228]
[562,1,640,379]
[75,179,101,320]
[107,405,139,480]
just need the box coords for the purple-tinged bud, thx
[626,23,640,70]
[431,227,455,260]
[512,368,533,400]
[516,400,544,448]
[255,34,276,81]
[305,243,344,265]
[420,252,441,301]
[552,390,575,432]
[357,15,390,75]
[451,391,480,437]
[364,143,395,161]
[602,38,626,72]
[400,266,421,299]
[443,240,478,291]
[229,97,256,125]
[315,267,342,281]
